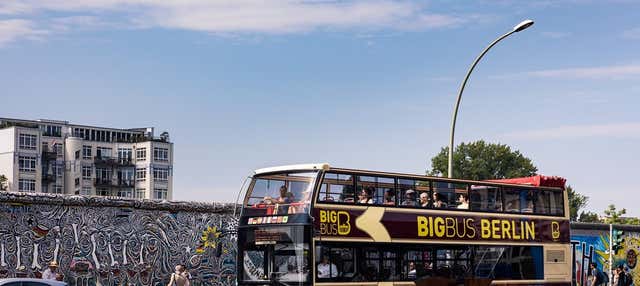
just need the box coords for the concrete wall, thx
[0,192,238,286]
[571,223,640,286]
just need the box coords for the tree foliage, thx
[567,185,589,222]
[428,140,538,180]
[604,204,627,224]
[603,204,640,225]
[578,211,601,223]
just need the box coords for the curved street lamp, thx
[447,19,534,178]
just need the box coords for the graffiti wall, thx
[0,192,239,286]
[572,223,640,286]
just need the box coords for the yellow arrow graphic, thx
[355,207,391,242]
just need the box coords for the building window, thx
[118,148,132,160]
[18,156,37,172]
[19,134,37,150]
[81,186,92,195]
[97,188,109,196]
[136,148,147,161]
[82,166,92,180]
[154,188,168,200]
[18,179,36,192]
[82,145,92,159]
[53,185,63,194]
[42,125,62,137]
[96,147,112,158]
[116,188,133,198]
[52,163,63,177]
[153,147,169,162]
[136,168,147,181]
[153,167,169,181]
[75,150,80,160]
[53,143,63,156]
[135,188,146,199]
[96,168,112,182]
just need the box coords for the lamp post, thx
[447,19,534,178]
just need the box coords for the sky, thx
[1,0,639,216]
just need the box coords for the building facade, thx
[0,118,173,200]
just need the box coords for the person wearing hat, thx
[401,190,418,207]
[42,261,59,280]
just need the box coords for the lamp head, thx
[513,19,534,32]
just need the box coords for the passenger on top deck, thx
[358,187,375,204]
[419,192,432,208]
[433,193,448,208]
[456,194,469,209]
[383,189,396,206]
[402,190,418,207]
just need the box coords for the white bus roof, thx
[254,163,330,175]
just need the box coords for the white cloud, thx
[540,31,570,39]
[492,64,640,80]
[503,123,640,140]
[0,19,47,46]
[527,65,640,79]
[0,1,467,35]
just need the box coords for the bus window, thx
[476,246,544,280]
[405,249,434,280]
[521,190,535,213]
[244,171,319,215]
[398,179,429,208]
[356,176,395,205]
[247,178,285,206]
[469,185,501,212]
[362,248,381,280]
[502,188,521,213]
[436,248,472,281]
[535,191,550,214]
[240,225,310,283]
[316,246,354,280]
[548,190,564,216]
[432,181,467,209]
[382,250,398,281]
[320,173,355,203]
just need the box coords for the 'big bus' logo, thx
[319,210,351,235]
[551,221,560,241]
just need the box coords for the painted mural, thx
[572,227,640,286]
[0,192,239,286]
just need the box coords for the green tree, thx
[0,174,7,191]
[624,217,640,225]
[567,185,589,222]
[603,204,627,224]
[428,140,538,180]
[578,211,601,223]
[601,204,640,225]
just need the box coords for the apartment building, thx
[0,118,173,200]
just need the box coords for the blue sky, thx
[1,1,639,216]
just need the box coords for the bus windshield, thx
[240,226,311,284]
[244,171,319,215]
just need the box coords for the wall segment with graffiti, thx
[572,223,640,286]
[0,192,239,286]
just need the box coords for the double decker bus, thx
[237,163,571,286]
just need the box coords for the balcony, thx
[94,156,134,167]
[42,150,57,161]
[94,178,114,187]
[42,174,55,183]
[94,178,135,188]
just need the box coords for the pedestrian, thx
[42,261,59,280]
[590,262,608,286]
[616,265,631,286]
[167,264,190,286]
